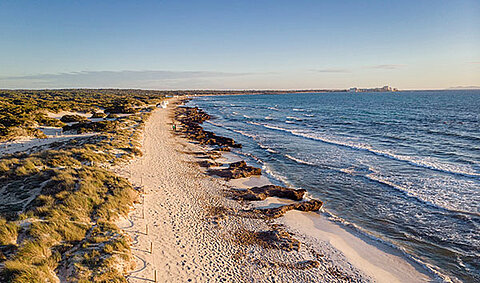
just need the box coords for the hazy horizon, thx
[1,1,479,89]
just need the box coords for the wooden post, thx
[150,242,153,254]
[142,207,145,219]
[146,224,148,235]
[154,270,157,282]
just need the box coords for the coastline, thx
[230,168,436,283]
[118,97,437,282]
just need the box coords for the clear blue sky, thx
[0,0,479,89]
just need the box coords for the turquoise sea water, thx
[187,90,480,282]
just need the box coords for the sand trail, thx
[118,106,239,282]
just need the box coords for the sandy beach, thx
[117,99,436,283]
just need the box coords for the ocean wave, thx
[235,150,291,186]
[205,120,259,140]
[205,120,224,128]
[257,123,480,179]
[226,127,258,140]
[284,154,316,166]
[427,129,480,143]
[341,167,480,217]
[293,108,304,112]
[286,116,303,121]
[262,163,291,186]
[257,143,279,154]
[322,210,456,283]
[232,135,457,282]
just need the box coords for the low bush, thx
[60,114,88,123]
[63,121,118,134]
[0,91,160,282]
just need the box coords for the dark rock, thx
[205,150,222,160]
[198,160,221,168]
[234,185,306,201]
[175,107,242,148]
[209,161,261,180]
[255,199,323,219]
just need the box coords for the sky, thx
[0,0,479,90]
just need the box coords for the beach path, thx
[118,103,246,283]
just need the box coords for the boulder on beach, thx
[254,199,323,219]
[175,107,242,149]
[198,160,221,168]
[233,185,306,201]
[209,161,261,180]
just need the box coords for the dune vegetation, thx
[0,89,166,282]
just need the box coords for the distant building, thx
[349,86,398,93]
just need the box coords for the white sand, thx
[0,132,95,157]
[116,100,436,282]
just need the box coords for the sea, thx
[186,90,480,282]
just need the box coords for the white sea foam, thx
[258,123,480,178]
[284,154,316,166]
[258,143,278,154]
[322,210,456,283]
[286,116,303,121]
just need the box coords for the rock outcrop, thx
[175,107,242,148]
[198,160,221,168]
[233,185,306,201]
[254,199,323,219]
[209,161,261,180]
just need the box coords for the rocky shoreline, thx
[174,104,325,264]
